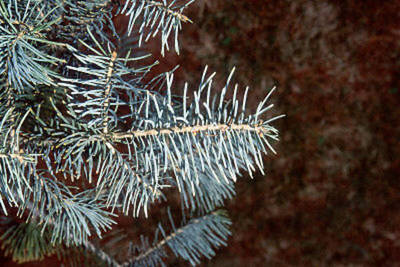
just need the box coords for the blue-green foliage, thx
[128,210,231,266]
[0,0,283,266]
[121,0,196,55]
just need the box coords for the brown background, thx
[161,0,400,266]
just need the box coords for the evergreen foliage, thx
[0,0,283,265]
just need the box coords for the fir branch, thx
[0,0,65,93]
[125,210,231,266]
[17,174,117,247]
[18,126,165,218]
[0,222,60,263]
[120,0,195,55]
[110,67,283,210]
[95,145,165,217]
[0,1,284,265]
[12,189,121,266]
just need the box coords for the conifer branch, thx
[120,0,195,54]
[15,189,121,267]
[125,210,231,266]
[0,0,283,265]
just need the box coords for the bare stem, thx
[103,51,118,134]
[113,123,269,139]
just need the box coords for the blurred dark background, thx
[170,1,400,266]
[1,1,399,266]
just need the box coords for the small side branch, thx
[18,190,121,267]
[84,241,121,267]
[144,0,192,23]
[0,153,36,164]
[101,139,162,198]
[124,210,225,266]
[103,51,118,134]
